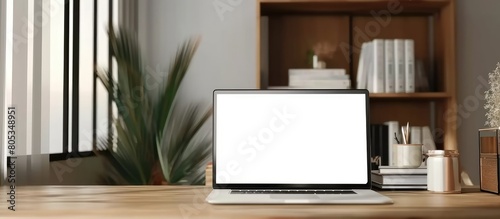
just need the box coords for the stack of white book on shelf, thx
[357,39,429,93]
[371,165,427,190]
[284,69,350,89]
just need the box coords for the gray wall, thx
[136,0,500,185]
[137,0,258,106]
[456,0,500,184]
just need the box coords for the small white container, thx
[427,150,461,193]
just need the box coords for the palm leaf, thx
[157,103,212,184]
[95,27,210,185]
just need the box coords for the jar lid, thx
[427,150,459,157]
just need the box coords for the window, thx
[0,0,120,163]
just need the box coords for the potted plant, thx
[95,27,211,185]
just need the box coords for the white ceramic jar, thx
[426,150,461,193]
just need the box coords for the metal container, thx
[427,150,461,193]
[478,128,500,194]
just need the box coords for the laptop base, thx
[206,189,393,204]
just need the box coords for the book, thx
[372,182,427,190]
[366,42,375,92]
[378,124,389,166]
[372,39,385,93]
[371,172,427,185]
[288,79,351,89]
[410,126,422,144]
[288,69,346,78]
[384,121,399,166]
[268,86,351,89]
[404,39,415,93]
[377,166,427,175]
[288,68,350,89]
[422,126,436,153]
[370,124,389,170]
[289,74,349,81]
[394,39,405,93]
[356,42,369,89]
[415,60,430,92]
[384,39,395,93]
[370,124,380,170]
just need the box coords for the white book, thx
[410,126,422,144]
[377,166,427,175]
[372,39,385,93]
[366,42,375,92]
[372,183,427,190]
[384,121,399,166]
[289,79,351,89]
[404,39,415,93]
[289,69,346,77]
[268,86,350,90]
[384,40,395,93]
[371,172,427,185]
[356,42,369,89]
[290,74,349,81]
[394,39,405,93]
[422,126,436,153]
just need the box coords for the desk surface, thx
[1,186,500,218]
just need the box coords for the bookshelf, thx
[258,0,457,150]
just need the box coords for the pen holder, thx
[394,144,423,168]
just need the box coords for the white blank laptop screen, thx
[215,93,368,184]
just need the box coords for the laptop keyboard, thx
[231,189,356,194]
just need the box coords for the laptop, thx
[206,89,393,204]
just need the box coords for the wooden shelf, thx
[258,0,457,150]
[369,92,450,100]
[261,0,448,15]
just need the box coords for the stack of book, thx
[371,165,427,190]
[356,39,429,93]
[286,69,350,89]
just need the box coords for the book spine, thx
[379,125,389,166]
[375,175,427,185]
[372,39,385,93]
[289,74,349,80]
[384,39,395,93]
[366,42,374,92]
[422,126,436,153]
[384,121,399,166]
[410,126,422,144]
[289,69,346,77]
[288,79,351,88]
[370,124,380,170]
[356,42,369,89]
[394,39,405,93]
[404,39,415,93]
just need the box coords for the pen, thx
[401,126,407,144]
[406,122,410,144]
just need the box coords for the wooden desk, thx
[1,186,500,218]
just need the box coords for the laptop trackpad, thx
[270,194,320,199]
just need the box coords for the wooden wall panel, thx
[268,15,350,86]
[370,100,432,126]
